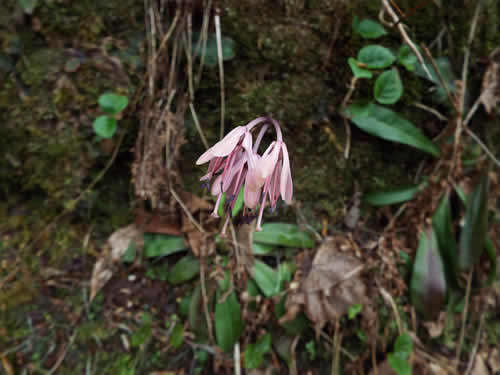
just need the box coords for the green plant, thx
[93,93,129,138]
[388,332,413,375]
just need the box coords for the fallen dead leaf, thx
[471,353,489,375]
[134,207,181,235]
[423,311,446,338]
[90,224,143,301]
[488,348,500,373]
[480,47,500,114]
[281,237,367,332]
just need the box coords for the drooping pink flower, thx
[196,117,293,234]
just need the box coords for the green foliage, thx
[253,223,315,248]
[352,17,387,39]
[364,181,426,206]
[344,102,440,157]
[397,44,418,71]
[357,45,396,69]
[192,33,236,67]
[170,322,184,348]
[388,332,413,375]
[215,288,243,352]
[458,170,489,271]
[348,303,363,320]
[410,229,446,320]
[217,186,244,218]
[167,255,200,285]
[413,57,456,105]
[348,57,373,79]
[18,0,38,14]
[374,68,403,104]
[131,313,153,348]
[244,333,271,369]
[252,259,282,297]
[305,340,317,360]
[252,242,276,255]
[93,93,129,138]
[144,233,187,258]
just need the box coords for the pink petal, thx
[280,143,293,203]
[196,126,245,165]
[244,167,261,209]
[255,141,280,187]
[211,174,223,195]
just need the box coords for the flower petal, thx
[280,143,293,203]
[244,167,261,209]
[196,126,245,164]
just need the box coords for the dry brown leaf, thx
[181,214,214,257]
[423,311,446,338]
[134,207,181,235]
[178,191,213,213]
[90,224,143,301]
[471,353,490,375]
[480,47,500,114]
[488,348,500,374]
[281,237,367,331]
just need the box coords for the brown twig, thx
[455,270,473,370]
[464,307,486,375]
[214,9,226,140]
[339,76,358,159]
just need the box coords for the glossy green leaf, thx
[352,17,387,39]
[167,255,200,285]
[393,332,413,360]
[244,333,271,369]
[364,182,426,206]
[215,289,243,352]
[98,93,129,115]
[348,57,373,79]
[348,303,363,320]
[122,241,136,263]
[374,68,403,104]
[344,102,440,156]
[458,170,489,271]
[170,323,184,348]
[252,259,281,297]
[397,44,418,71]
[93,116,117,138]
[388,354,412,375]
[357,45,396,69]
[252,242,276,255]
[193,33,235,68]
[432,193,458,285]
[253,223,314,248]
[144,233,186,258]
[410,229,446,319]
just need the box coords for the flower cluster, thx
[196,117,293,235]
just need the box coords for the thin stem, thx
[215,11,225,140]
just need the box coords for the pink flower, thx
[196,117,293,234]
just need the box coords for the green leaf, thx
[352,17,387,39]
[393,332,413,360]
[348,303,363,320]
[397,44,418,71]
[217,187,244,218]
[98,93,129,115]
[253,223,314,248]
[357,45,396,69]
[364,182,426,206]
[193,33,236,68]
[344,102,440,157]
[144,233,186,258]
[122,241,136,263]
[374,68,403,104]
[348,57,373,79]
[410,228,446,319]
[170,323,184,348]
[167,255,200,285]
[306,340,317,360]
[458,170,489,270]
[244,334,271,369]
[18,0,38,14]
[484,236,497,286]
[215,290,243,352]
[131,313,152,348]
[252,242,276,255]
[432,193,458,285]
[388,354,412,375]
[93,116,117,138]
[252,259,281,297]
[413,57,456,105]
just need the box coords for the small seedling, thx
[93,93,129,138]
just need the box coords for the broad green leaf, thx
[458,170,489,270]
[170,323,184,348]
[188,285,208,337]
[253,242,276,255]
[348,57,373,79]
[432,193,458,285]
[410,229,446,319]
[167,255,200,284]
[344,102,440,156]
[178,293,192,316]
[193,33,235,68]
[146,263,170,281]
[215,290,243,352]
[357,45,396,69]
[364,182,426,206]
[144,233,186,258]
[244,333,271,369]
[374,68,403,104]
[18,0,38,14]
[122,241,136,263]
[252,259,281,297]
[348,303,363,320]
[397,44,418,71]
[393,332,413,360]
[98,93,129,115]
[388,354,412,375]
[352,17,387,39]
[253,223,314,248]
[93,116,117,138]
